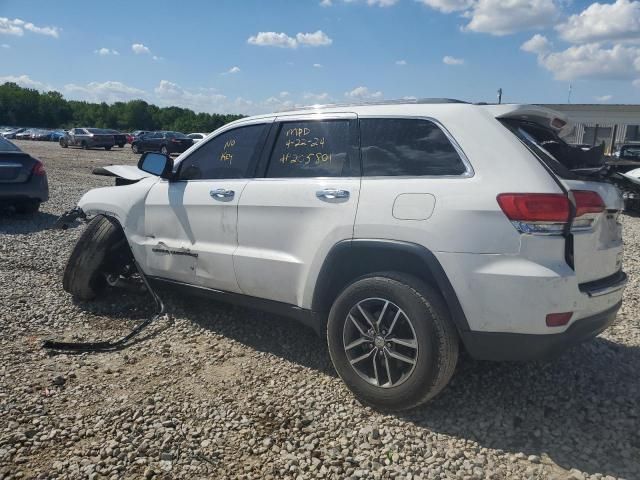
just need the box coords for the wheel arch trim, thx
[311,239,471,333]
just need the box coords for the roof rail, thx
[277,98,468,112]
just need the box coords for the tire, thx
[14,200,40,214]
[132,143,139,154]
[105,146,112,151]
[118,143,125,148]
[63,215,123,300]
[60,138,68,148]
[327,272,459,411]
[161,145,168,155]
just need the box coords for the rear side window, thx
[266,120,352,178]
[360,118,467,176]
[178,124,266,180]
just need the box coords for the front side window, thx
[178,124,266,180]
[360,118,467,176]
[266,120,352,178]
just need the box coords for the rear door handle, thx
[210,188,235,200]
[316,188,350,200]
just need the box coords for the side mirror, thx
[138,152,173,179]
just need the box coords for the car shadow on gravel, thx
[401,338,640,479]
[0,210,70,234]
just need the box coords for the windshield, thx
[0,136,22,152]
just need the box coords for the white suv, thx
[62,100,627,411]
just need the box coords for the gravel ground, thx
[1,140,639,480]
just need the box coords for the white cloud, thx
[131,43,151,54]
[95,47,119,56]
[0,17,59,38]
[528,43,640,81]
[64,81,146,103]
[595,95,613,102]
[154,80,230,112]
[313,63,323,68]
[418,0,559,35]
[248,30,333,48]
[416,0,474,13]
[320,0,333,5]
[223,66,241,74]
[1,43,9,49]
[634,79,640,87]
[521,34,551,55]
[443,55,464,65]
[296,30,333,46]
[465,0,559,35]
[248,32,297,48]
[396,59,407,65]
[279,91,290,97]
[365,0,400,6]
[345,86,383,100]
[0,74,52,90]
[557,0,640,44]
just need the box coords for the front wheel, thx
[63,215,125,300]
[81,141,88,150]
[131,143,139,154]
[327,272,459,411]
[59,138,68,148]
[160,145,168,155]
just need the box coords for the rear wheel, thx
[105,146,112,151]
[327,272,459,411]
[118,143,125,148]
[14,200,40,214]
[63,215,127,300]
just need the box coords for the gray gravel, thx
[1,140,639,480]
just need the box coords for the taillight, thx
[32,160,46,176]
[573,190,605,217]
[497,191,604,235]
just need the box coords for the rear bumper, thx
[0,174,49,203]
[461,301,621,361]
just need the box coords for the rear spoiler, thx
[486,104,572,137]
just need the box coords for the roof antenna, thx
[497,88,502,104]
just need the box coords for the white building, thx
[540,104,640,153]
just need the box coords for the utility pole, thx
[497,88,502,104]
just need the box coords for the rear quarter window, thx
[360,118,467,176]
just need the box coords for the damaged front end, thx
[52,206,87,230]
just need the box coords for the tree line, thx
[0,82,244,133]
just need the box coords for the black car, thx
[616,144,640,161]
[0,136,48,213]
[101,129,127,148]
[131,131,193,155]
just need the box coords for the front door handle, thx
[316,188,350,200]
[210,188,235,200]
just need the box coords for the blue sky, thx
[1,0,640,114]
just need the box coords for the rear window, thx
[0,136,21,152]
[360,118,467,176]
[165,132,189,139]
[500,119,605,179]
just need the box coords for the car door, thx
[71,128,84,146]
[234,113,361,307]
[142,121,271,291]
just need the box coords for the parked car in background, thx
[187,132,208,143]
[2,128,26,139]
[101,129,127,148]
[614,144,640,161]
[0,136,48,213]
[59,128,116,150]
[131,131,193,155]
[50,130,66,142]
[128,130,150,144]
[31,129,55,141]
[15,129,36,140]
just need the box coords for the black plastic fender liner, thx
[312,239,471,333]
[51,207,86,230]
[42,260,168,353]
